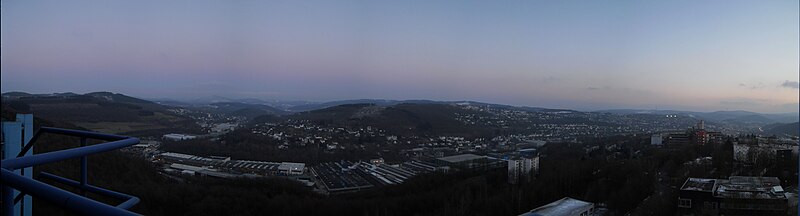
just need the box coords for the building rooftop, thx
[520,197,594,216]
[681,178,717,192]
[714,176,786,200]
[681,176,788,200]
[437,154,486,163]
[278,162,305,171]
[170,163,205,172]
[163,133,196,139]
[161,152,194,160]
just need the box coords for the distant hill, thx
[596,109,798,125]
[85,91,155,104]
[1,91,33,98]
[286,99,403,112]
[153,96,579,113]
[151,99,194,107]
[207,102,289,118]
[1,91,201,136]
[720,114,776,125]
[285,99,574,113]
[290,103,490,136]
[2,91,79,99]
[151,97,316,111]
[761,122,799,137]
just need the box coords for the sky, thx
[2,0,798,113]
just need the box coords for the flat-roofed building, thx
[678,176,789,216]
[519,197,597,216]
[437,153,503,170]
[170,163,205,172]
[278,162,305,175]
[163,133,197,141]
[678,178,718,215]
[651,134,663,146]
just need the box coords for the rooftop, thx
[163,133,196,138]
[681,178,717,192]
[170,163,205,172]
[278,162,306,171]
[714,176,786,200]
[520,197,594,216]
[161,152,194,160]
[437,154,486,163]
[681,176,788,200]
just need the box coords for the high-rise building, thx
[508,156,539,184]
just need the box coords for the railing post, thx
[3,185,13,216]
[18,114,33,216]
[80,138,88,196]
[2,121,23,216]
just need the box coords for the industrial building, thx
[678,176,789,215]
[158,152,306,177]
[518,197,598,216]
[310,159,449,194]
[277,162,306,175]
[401,159,450,173]
[311,161,374,193]
[162,133,197,141]
[436,153,504,170]
[357,163,417,185]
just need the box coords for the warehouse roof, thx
[437,154,486,163]
[170,163,205,172]
[278,162,305,171]
[520,197,594,216]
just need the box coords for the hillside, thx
[290,103,490,136]
[285,99,572,113]
[286,99,403,112]
[597,109,799,125]
[761,122,800,137]
[208,102,289,117]
[1,92,201,136]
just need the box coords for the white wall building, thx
[278,162,306,175]
[163,133,197,141]
[508,156,539,184]
[651,134,663,146]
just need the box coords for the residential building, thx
[678,176,789,216]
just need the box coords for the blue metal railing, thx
[1,127,141,216]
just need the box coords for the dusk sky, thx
[2,0,798,113]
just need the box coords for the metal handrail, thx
[1,127,142,216]
[2,137,139,170]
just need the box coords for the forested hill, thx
[289,103,492,136]
[2,92,201,136]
